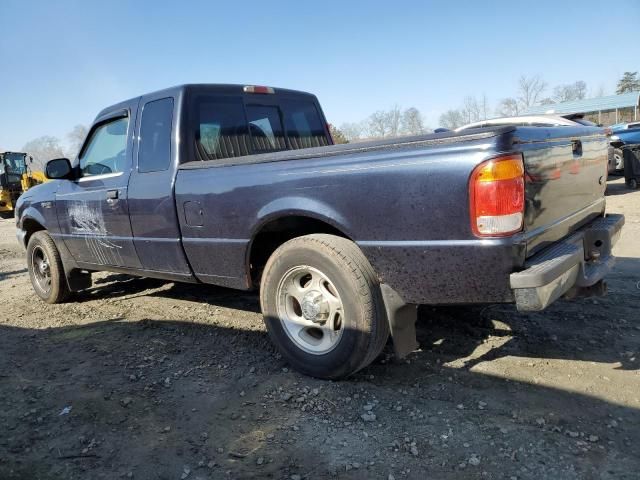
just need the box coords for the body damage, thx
[66,201,123,266]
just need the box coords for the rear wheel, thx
[613,148,624,172]
[260,234,389,379]
[628,178,638,190]
[27,231,70,304]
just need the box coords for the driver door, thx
[55,105,142,269]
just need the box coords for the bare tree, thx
[400,107,427,136]
[22,136,65,171]
[386,105,402,137]
[461,96,481,124]
[553,81,587,103]
[439,109,465,129]
[479,94,491,121]
[517,75,547,109]
[66,124,88,159]
[366,111,389,138]
[496,98,520,117]
[340,122,364,142]
[592,84,606,98]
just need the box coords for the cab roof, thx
[95,84,317,120]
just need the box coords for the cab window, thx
[80,117,129,176]
[138,98,174,172]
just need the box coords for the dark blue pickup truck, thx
[15,84,624,378]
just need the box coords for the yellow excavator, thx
[0,152,47,217]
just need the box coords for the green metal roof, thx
[523,92,640,115]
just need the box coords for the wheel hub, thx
[301,290,330,324]
[276,265,344,355]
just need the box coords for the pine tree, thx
[616,72,640,94]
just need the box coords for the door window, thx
[138,98,174,172]
[80,116,129,177]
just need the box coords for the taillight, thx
[469,154,525,237]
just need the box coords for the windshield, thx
[3,152,27,174]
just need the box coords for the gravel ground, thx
[0,177,638,480]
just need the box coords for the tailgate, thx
[515,126,609,257]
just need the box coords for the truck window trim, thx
[76,171,124,183]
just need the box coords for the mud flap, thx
[66,269,92,292]
[380,283,418,358]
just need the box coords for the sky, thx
[1,0,638,151]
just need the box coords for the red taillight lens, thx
[243,85,275,94]
[469,154,525,237]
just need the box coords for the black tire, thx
[628,178,638,190]
[26,231,70,304]
[260,234,389,379]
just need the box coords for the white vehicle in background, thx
[456,113,598,131]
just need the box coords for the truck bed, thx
[175,125,610,305]
[179,126,514,169]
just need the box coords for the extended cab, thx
[16,84,624,379]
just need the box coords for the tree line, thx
[18,125,88,171]
[440,71,640,129]
[334,105,431,143]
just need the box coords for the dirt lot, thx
[0,177,638,480]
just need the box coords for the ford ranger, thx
[15,84,624,379]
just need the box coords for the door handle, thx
[106,189,119,200]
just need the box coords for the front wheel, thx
[260,234,389,379]
[628,178,638,190]
[26,231,70,303]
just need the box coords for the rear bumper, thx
[510,214,624,311]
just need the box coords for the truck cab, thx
[17,84,333,278]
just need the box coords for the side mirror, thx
[45,158,74,180]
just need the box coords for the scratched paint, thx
[67,201,123,266]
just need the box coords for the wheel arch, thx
[21,215,47,247]
[246,207,356,288]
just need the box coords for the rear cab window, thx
[187,88,330,162]
[138,97,174,172]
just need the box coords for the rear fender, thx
[253,196,353,238]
